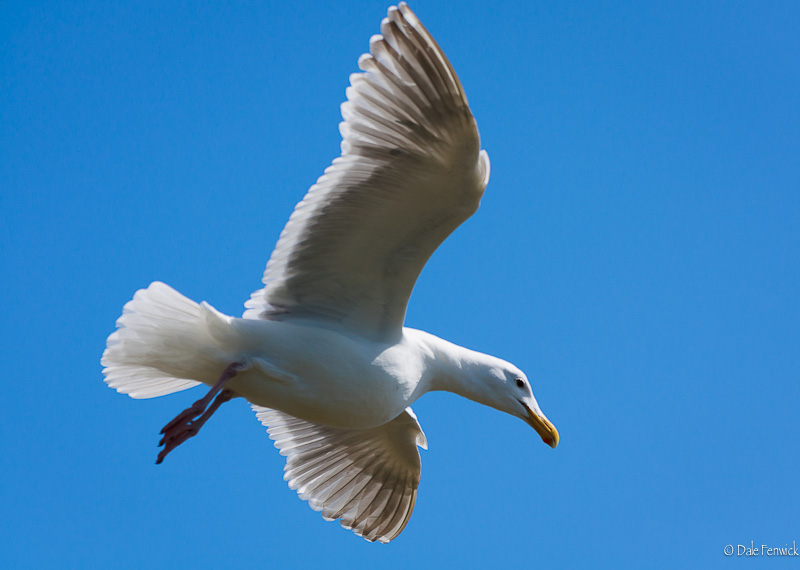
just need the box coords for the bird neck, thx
[414,330,500,408]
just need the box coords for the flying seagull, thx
[102,2,558,543]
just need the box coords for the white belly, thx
[222,318,425,429]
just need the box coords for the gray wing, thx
[244,3,490,342]
[254,405,428,543]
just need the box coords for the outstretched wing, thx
[254,405,428,543]
[244,3,490,342]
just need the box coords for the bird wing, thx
[253,405,428,543]
[244,2,490,342]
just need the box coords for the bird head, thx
[482,363,559,449]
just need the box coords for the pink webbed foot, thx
[156,362,244,464]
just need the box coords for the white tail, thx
[102,281,233,399]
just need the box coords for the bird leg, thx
[156,362,244,464]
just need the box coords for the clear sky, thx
[2,1,799,568]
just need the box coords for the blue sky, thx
[2,1,798,568]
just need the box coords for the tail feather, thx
[102,281,231,399]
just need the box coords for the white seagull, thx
[102,2,558,543]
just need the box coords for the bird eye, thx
[515,378,525,389]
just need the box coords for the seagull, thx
[102,2,558,543]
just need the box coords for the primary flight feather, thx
[102,2,558,543]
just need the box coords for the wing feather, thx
[244,3,489,342]
[254,404,427,543]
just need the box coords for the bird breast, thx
[225,317,426,429]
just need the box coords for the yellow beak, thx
[521,402,559,448]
